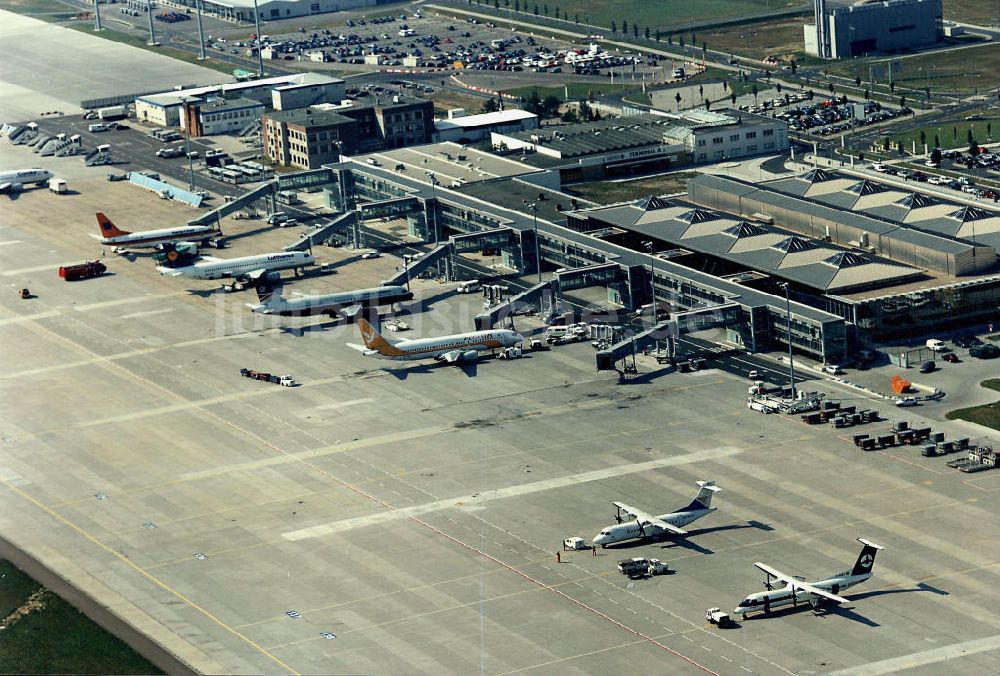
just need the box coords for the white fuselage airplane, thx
[157,251,314,282]
[734,538,885,619]
[350,317,522,363]
[0,168,53,193]
[592,480,721,546]
[95,212,215,250]
[248,285,413,318]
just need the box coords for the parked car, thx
[361,251,382,259]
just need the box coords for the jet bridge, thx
[381,243,453,288]
[450,228,516,253]
[596,320,677,371]
[474,280,554,331]
[554,263,622,291]
[188,181,275,227]
[283,211,357,252]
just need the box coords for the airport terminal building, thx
[170,0,378,22]
[805,0,943,59]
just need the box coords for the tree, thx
[889,81,896,93]
[524,90,543,116]
[840,94,848,105]
[675,91,682,109]
[751,84,758,105]
[933,134,940,148]
[930,147,942,164]
[655,29,661,42]
[863,88,869,100]
[987,122,992,138]
[543,4,548,16]
[919,130,926,146]
[828,82,835,95]
[698,84,704,98]
[690,31,696,44]
[481,96,501,113]
[705,98,711,111]
[855,75,862,88]
[730,92,737,105]
[900,95,906,108]
[514,0,519,11]
[702,41,707,56]
[897,141,905,154]
[806,89,814,101]
[776,82,782,95]
[542,94,562,117]
[969,141,980,156]
[578,100,593,120]
[575,13,579,24]
[633,24,638,38]
[494,0,499,8]
[722,80,728,92]
[645,26,650,40]
[561,108,578,123]
[667,33,673,45]
[533,4,539,16]
[554,7,559,18]
[610,20,617,34]
[953,126,958,142]
[622,20,628,36]
[679,36,685,48]
[789,60,797,75]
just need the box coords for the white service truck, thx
[618,558,670,578]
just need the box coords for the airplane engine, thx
[460,350,479,362]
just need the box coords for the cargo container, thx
[98,105,126,120]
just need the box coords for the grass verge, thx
[565,172,697,204]
[946,379,1000,431]
[0,560,162,675]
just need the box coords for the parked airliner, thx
[349,317,522,363]
[95,212,215,250]
[248,285,413,318]
[0,168,53,193]
[592,481,721,546]
[157,251,313,283]
[734,538,885,619]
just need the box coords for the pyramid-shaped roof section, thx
[894,192,941,209]
[823,251,872,268]
[722,221,770,238]
[772,236,820,253]
[948,205,997,222]
[675,208,720,224]
[846,179,889,196]
[635,195,674,211]
[797,168,837,183]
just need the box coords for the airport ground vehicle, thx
[156,146,184,159]
[19,288,30,299]
[240,368,294,386]
[267,212,289,226]
[926,339,946,352]
[48,178,67,194]
[456,279,481,293]
[896,396,919,407]
[970,344,1000,359]
[563,537,588,550]
[97,105,126,120]
[706,608,735,628]
[919,360,936,373]
[618,558,670,578]
[59,261,106,281]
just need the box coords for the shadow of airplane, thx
[217,225,273,243]
[416,289,458,311]
[384,359,479,379]
[849,582,949,601]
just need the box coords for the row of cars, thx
[873,159,999,201]
[776,99,910,135]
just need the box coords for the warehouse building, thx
[489,110,787,183]
[805,0,942,59]
[263,96,433,168]
[180,96,265,137]
[135,73,344,127]
[434,109,539,144]
[170,0,377,22]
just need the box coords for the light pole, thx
[642,240,656,325]
[527,202,541,284]
[181,98,196,191]
[251,0,265,77]
[779,282,796,400]
[195,0,207,60]
[145,0,157,45]
[424,171,439,245]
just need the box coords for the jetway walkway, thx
[474,280,553,331]
[284,211,356,252]
[129,172,204,208]
[596,320,677,371]
[381,243,452,287]
[189,181,275,226]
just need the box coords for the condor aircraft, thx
[349,317,522,363]
[248,285,413,318]
[592,481,721,546]
[157,251,313,284]
[734,538,885,619]
[0,168,53,193]
[95,212,215,250]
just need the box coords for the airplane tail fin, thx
[96,212,129,238]
[851,538,885,576]
[356,317,401,354]
[681,480,721,512]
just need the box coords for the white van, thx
[545,326,569,338]
[456,279,481,294]
[926,339,946,352]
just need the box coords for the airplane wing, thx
[613,502,687,535]
[245,268,269,281]
[337,303,361,318]
[0,182,12,193]
[440,350,464,363]
[754,562,849,604]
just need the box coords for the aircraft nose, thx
[592,534,605,545]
